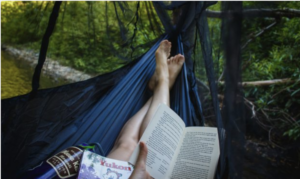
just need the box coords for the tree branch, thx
[196,78,210,91]
[244,97,256,118]
[219,78,299,87]
[206,9,300,19]
[242,20,278,49]
[241,52,252,70]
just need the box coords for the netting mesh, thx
[1,1,300,179]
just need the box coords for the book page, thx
[169,127,220,179]
[129,104,186,179]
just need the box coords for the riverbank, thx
[1,45,92,83]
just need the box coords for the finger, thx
[135,142,148,168]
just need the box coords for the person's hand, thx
[129,142,152,179]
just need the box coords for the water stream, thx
[1,50,67,99]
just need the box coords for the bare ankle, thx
[157,77,169,88]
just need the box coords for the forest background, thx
[1,0,300,169]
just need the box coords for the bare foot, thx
[149,54,185,90]
[148,40,171,90]
[168,54,185,89]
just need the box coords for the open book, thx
[129,104,220,179]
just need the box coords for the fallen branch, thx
[219,78,299,87]
[206,9,300,19]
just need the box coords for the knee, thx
[115,138,137,153]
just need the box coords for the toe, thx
[171,57,175,64]
[174,54,180,63]
[178,55,185,64]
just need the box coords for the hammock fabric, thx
[1,1,233,179]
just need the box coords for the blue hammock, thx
[1,35,204,178]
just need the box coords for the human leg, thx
[107,97,152,161]
[138,40,171,138]
[107,40,171,161]
[139,53,185,138]
[107,40,185,161]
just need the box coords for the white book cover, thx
[77,150,133,179]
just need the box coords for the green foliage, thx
[1,1,50,44]
[1,1,160,75]
[204,2,300,141]
[284,124,300,141]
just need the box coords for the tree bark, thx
[206,9,300,19]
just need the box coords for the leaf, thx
[291,88,300,96]
[288,130,294,137]
[267,100,274,105]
